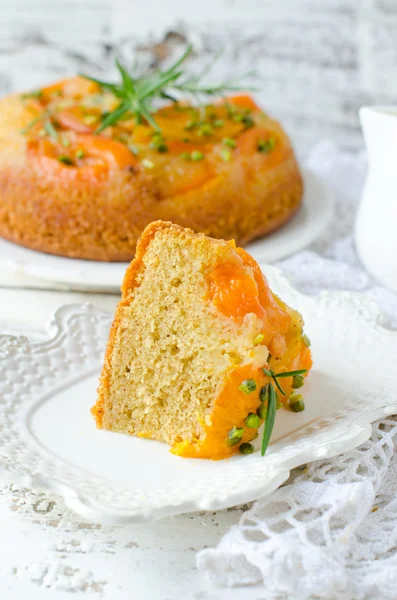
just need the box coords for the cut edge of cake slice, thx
[92,220,312,459]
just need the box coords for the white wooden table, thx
[1,1,396,597]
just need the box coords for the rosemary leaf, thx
[139,103,160,132]
[116,59,135,95]
[20,113,44,135]
[272,376,287,397]
[96,101,131,133]
[80,44,254,133]
[44,119,58,141]
[80,75,120,97]
[261,383,276,456]
[275,369,307,378]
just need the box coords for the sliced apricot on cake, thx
[92,221,312,459]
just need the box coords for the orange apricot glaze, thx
[144,101,248,146]
[21,86,262,193]
[40,76,100,100]
[237,246,312,395]
[206,262,274,344]
[56,106,98,133]
[172,245,312,460]
[161,159,214,196]
[27,134,137,181]
[236,126,286,169]
[223,94,261,112]
[171,363,267,460]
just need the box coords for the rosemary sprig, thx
[261,382,277,456]
[260,367,307,456]
[262,367,307,397]
[21,113,44,135]
[44,119,58,141]
[21,110,58,141]
[81,45,254,133]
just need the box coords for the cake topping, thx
[289,394,305,412]
[244,413,261,428]
[58,155,73,166]
[259,384,270,403]
[18,47,279,174]
[256,404,267,420]
[222,137,237,148]
[256,366,307,455]
[261,383,277,456]
[226,426,244,447]
[257,137,276,153]
[239,442,255,455]
[292,374,305,389]
[80,45,253,134]
[262,367,307,397]
[238,379,257,394]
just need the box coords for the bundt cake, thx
[0,67,303,261]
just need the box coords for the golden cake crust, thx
[0,80,303,261]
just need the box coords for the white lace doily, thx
[197,142,397,599]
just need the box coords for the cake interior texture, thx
[97,223,266,443]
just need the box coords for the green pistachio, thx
[239,442,255,454]
[150,141,168,153]
[58,155,73,166]
[191,150,205,161]
[83,115,97,125]
[184,119,197,131]
[242,115,254,128]
[197,123,213,136]
[222,137,236,148]
[226,426,244,447]
[220,149,232,162]
[239,379,257,394]
[289,393,305,412]
[257,403,267,420]
[257,137,276,153]
[259,384,270,403]
[292,375,305,389]
[244,413,261,428]
[149,133,168,153]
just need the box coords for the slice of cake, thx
[92,221,312,459]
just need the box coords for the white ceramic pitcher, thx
[355,106,397,292]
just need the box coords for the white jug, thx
[355,106,397,291]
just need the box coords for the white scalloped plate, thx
[0,267,395,524]
[0,167,334,291]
